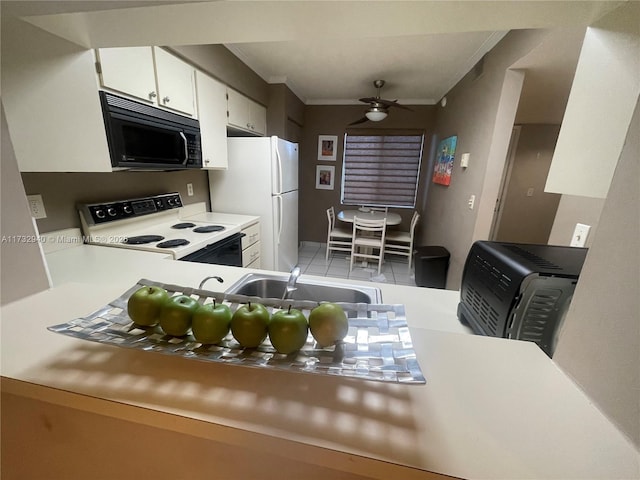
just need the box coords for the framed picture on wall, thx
[432,135,458,186]
[317,135,338,161]
[315,165,335,190]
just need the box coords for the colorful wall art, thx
[432,135,457,186]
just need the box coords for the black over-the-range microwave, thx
[99,91,202,170]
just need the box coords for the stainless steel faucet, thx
[282,265,301,300]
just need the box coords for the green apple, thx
[159,295,199,336]
[127,285,169,326]
[308,303,349,348]
[230,302,270,348]
[192,300,232,344]
[268,306,309,354]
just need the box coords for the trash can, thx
[414,246,450,289]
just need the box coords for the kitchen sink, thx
[224,273,382,304]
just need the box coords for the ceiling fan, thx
[348,80,412,126]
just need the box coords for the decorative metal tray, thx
[48,278,425,384]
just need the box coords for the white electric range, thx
[78,193,244,265]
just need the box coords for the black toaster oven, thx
[457,241,588,357]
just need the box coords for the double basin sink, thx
[225,273,382,304]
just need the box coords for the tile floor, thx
[297,242,416,286]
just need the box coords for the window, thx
[341,132,424,208]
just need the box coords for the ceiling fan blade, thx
[358,97,378,104]
[377,98,413,110]
[348,116,369,126]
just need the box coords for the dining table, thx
[337,209,402,225]
[337,209,401,272]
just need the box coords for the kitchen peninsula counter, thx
[1,254,638,479]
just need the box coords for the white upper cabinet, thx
[226,88,267,136]
[97,47,196,117]
[195,71,228,169]
[3,19,112,172]
[153,48,196,117]
[96,47,158,104]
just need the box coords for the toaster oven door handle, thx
[178,131,188,165]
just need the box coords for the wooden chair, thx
[349,216,387,275]
[384,211,420,273]
[326,207,352,260]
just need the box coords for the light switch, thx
[526,187,534,197]
[461,153,470,168]
[570,223,591,247]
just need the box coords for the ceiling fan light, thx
[365,108,388,122]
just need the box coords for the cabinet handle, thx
[163,96,170,103]
[149,91,157,99]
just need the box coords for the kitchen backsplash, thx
[21,170,210,233]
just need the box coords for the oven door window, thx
[109,113,188,167]
[179,233,245,266]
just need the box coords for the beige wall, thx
[299,105,437,244]
[421,29,549,289]
[1,105,51,305]
[21,170,211,234]
[267,83,305,141]
[554,96,640,449]
[494,124,562,244]
[548,195,605,247]
[169,44,269,106]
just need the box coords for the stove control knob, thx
[123,205,132,214]
[95,209,106,219]
[155,199,163,209]
[107,207,117,217]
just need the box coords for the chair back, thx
[369,206,389,213]
[410,211,420,236]
[353,215,387,242]
[326,206,336,229]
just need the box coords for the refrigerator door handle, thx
[275,142,283,194]
[277,195,283,245]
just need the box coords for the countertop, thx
[1,246,638,479]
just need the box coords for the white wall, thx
[0,105,51,305]
[548,195,605,247]
[545,2,640,198]
[553,96,640,449]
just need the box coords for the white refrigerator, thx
[208,136,299,272]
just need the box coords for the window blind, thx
[341,133,424,208]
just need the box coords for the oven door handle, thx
[179,131,189,165]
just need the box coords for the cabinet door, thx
[153,47,196,116]
[249,101,267,136]
[227,88,266,135]
[226,88,250,131]
[195,71,228,169]
[97,47,157,105]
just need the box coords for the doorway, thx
[490,125,562,244]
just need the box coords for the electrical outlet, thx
[468,194,475,210]
[570,223,591,247]
[27,194,47,219]
[186,183,194,197]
